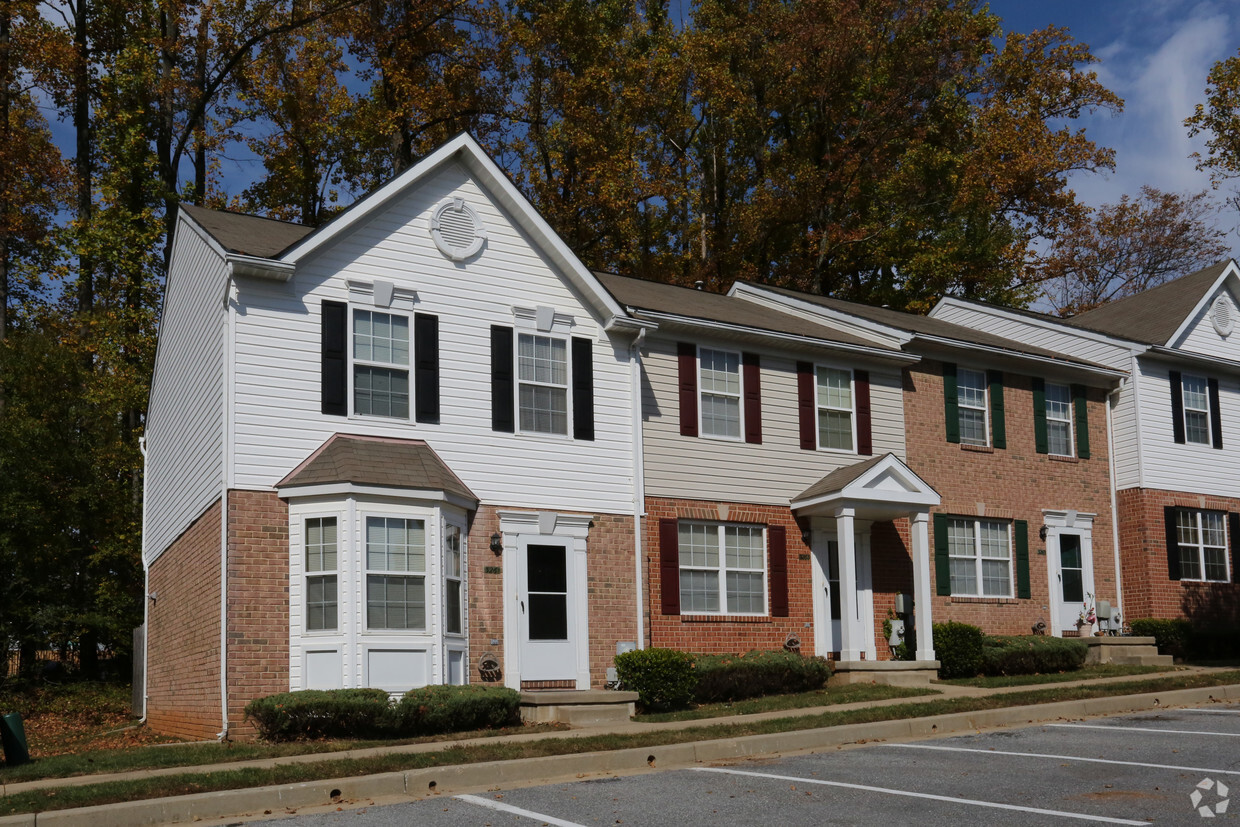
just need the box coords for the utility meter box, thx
[894,593,913,616]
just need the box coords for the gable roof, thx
[180,204,313,258]
[277,434,477,505]
[1063,261,1236,345]
[596,272,900,354]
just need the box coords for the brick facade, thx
[905,359,1118,635]
[146,500,223,740]
[1116,487,1240,623]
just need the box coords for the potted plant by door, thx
[1077,595,1097,637]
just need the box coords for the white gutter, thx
[630,328,649,649]
[226,254,294,282]
[218,275,235,742]
[1106,380,1126,626]
[909,334,1128,381]
[138,435,149,724]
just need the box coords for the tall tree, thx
[1186,46,1240,213]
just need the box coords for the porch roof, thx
[791,453,939,521]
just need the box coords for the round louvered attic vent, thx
[430,197,487,261]
[1212,295,1234,337]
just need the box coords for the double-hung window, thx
[1045,382,1074,457]
[353,309,409,418]
[1181,374,1211,445]
[1175,509,1229,582]
[947,518,1012,597]
[443,524,463,635]
[700,348,742,438]
[816,366,854,451]
[678,522,766,614]
[957,368,989,446]
[365,516,426,630]
[304,517,338,631]
[518,333,568,435]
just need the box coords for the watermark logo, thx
[1190,778,1230,818]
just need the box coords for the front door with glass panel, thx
[811,535,842,658]
[1051,532,1091,634]
[518,542,577,680]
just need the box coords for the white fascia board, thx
[910,334,1127,383]
[279,133,628,325]
[604,314,659,334]
[227,253,294,282]
[1166,259,1240,347]
[1145,345,1240,375]
[931,296,1149,354]
[631,309,920,364]
[729,282,912,348]
[276,482,478,510]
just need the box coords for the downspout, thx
[1106,380,1126,627]
[138,435,149,724]
[630,328,648,649]
[218,273,235,741]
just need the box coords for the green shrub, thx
[393,685,521,735]
[980,636,1087,676]
[245,688,393,741]
[1130,618,1192,659]
[1186,627,1240,661]
[933,621,985,679]
[692,650,832,703]
[614,647,697,711]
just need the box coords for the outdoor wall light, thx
[1038,524,1049,540]
[489,532,503,554]
[800,528,812,546]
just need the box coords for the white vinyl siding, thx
[1045,382,1074,457]
[679,522,766,615]
[1177,287,1240,363]
[699,347,742,438]
[1176,510,1230,582]
[518,333,568,435]
[957,368,989,446]
[948,518,1012,597]
[1137,362,1240,498]
[817,366,854,451]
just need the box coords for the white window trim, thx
[679,522,768,616]
[1176,509,1231,583]
[350,306,411,421]
[1045,381,1075,458]
[442,519,466,638]
[514,331,573,438]
[363,513,431,633]
[948,517,1013,598]
[698,345,744,441]
[303,516,340,635]
[1181,373,1212,446]
[815,363,857,454]
[957,367,990,447]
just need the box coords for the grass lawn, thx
[635,683,936,722]
[937,663,1176,689]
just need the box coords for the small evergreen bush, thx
[394,685,521,735]
[980,635,1087,676]
[1129,618,1192,659]
[614,647,697,711]
[933,621,985,679]
[245,688,393,741]
[692,650,831,703]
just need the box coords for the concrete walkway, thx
[1,665,1236,826]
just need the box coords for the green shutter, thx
[1032,378,1048,454]
[1014,520,1031,599]
[934,513,951,595]
[943,363,960,444]
[1072,384,1090,459]
[989,370,1005,449]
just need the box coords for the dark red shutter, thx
[797,361,816,450]
[1209,377,1223,449]
[490,325,514,432]
[571,337,594,441]
[413,313,439,424]
[321,301,347,416]
[855,369,872,455]
[743,352,762,444]
[768,525,788,617]
[1165,506,1182,580]
[659,518,680,615]
[1169,371,1185,444]
[678,343,698,437]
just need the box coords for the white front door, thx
[517,541,577,680]
[1048,528,1094,635]
[811,534,841,657]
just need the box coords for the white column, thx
[835,507,862,661]
[911,511,935,661]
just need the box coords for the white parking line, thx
[455,793,589,827]
[1049,723,1240,737]
[889,742,1240,775]
[692,767,1148,825]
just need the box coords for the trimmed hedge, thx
[692,650,831,703]
[980,635,1087,676]
[614,647,697,711]
[244,685,521,742]
[1129,618,1192,659]
[933,621,985,679]
[1130,618,1240,661]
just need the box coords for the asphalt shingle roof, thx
[181,204,314,258]
[277,434,477,503]
[793,454,892,503]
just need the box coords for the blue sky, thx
[988,0,1240,224]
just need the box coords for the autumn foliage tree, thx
[1187,46,1240,213]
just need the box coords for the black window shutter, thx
[659,518,680,615]
[856,369,873,455]
[1170,370,1185,444]
[934,513,951,595]
[413,313,439,424]
[678,343,698,437]
[572,337,594,441]
[1072,384,1090,459]
[743,352,762,444]
[1209,377,1223,449]
[943,363,960,444]
[1230,513,1240,584]
[321,301,347,416]
[768,525,788,617]
[490,325,514,433]
[1014,520,1030,599]
[1165,506,1182,580]
[797,361,816,450]
[1032,378,1048,454]
[989,370,1006,449]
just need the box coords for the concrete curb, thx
[4,683,1238,826]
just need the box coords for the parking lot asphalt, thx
[259,703,1240,826]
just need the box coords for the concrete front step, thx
[518,689,638,726]
[1107,653,1175,667]
[829,659,940,687]
[1078,636,1169,667]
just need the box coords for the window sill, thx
[949,596,1019,605]
[1048,454,1079,464]
[959,443,994,453]
[679,614,773,624]
[1178,578,1234,585]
